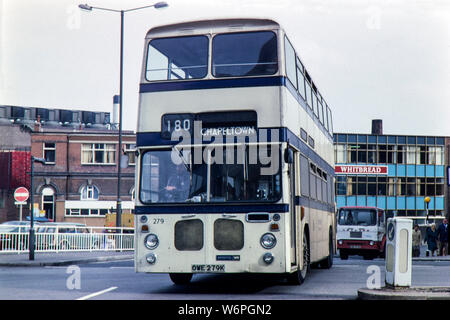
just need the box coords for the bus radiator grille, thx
[175,219,204,251]
[214,219,244,251]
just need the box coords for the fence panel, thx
[0,226,134,254]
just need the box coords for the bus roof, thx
[145,18,281,38]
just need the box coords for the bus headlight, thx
[260,233,277,249]
[146,253,157,264]
[144,234,159,250]
[263,253,274,264]
[338,240,343,245]
[369,241,374,246]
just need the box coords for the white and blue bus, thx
[134,18,336,285]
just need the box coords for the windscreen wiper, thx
[172,145,191,172]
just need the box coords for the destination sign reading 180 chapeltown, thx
[335,165,388,175]
[161,111,258,139]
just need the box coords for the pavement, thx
[0,251,134,267]
[357,244,450,300]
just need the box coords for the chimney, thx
[372,119,383,135]
[34,115,42,132]
[112,95,120,129]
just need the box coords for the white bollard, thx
[385,218,413,287]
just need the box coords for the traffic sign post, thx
[14,187,29,222]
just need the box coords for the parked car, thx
[36,222,104,250]
[1,220,40,232]
[0,221,40,251]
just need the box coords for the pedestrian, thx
[412,224,422,257]
[436,218,448,256]
[424,223,438,257]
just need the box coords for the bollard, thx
[385,218,413,287]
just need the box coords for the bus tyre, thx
[340,250,348,260]
[169,273,193,285]
[319,230,334,269]
[287,232,310,285]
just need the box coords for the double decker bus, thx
[134,18,336,285]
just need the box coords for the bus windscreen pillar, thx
[385,218,412,287]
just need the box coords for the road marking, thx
[76,286,118,300]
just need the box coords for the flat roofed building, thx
[334,130,447,225]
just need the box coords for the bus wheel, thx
[340,250,348,260]
[169,273,193,285]
[287,232,310,285]
[319,230,334,269]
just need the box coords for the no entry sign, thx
[14,187,29,203]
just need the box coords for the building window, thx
[66,208,108,216]
[125,144,136,165]
[347,144,357,163]
[347,176,356,195]
[0,190,5,209]
[377,177,387,195]
[82,143,116,164]
[357,144,367,163]
[406,146,416,164]
[335,144,346,163]
[43,143,56,163]
[81,185,99,200]
[386,145,396,164]
[417,146,426,164]
[397,145,406,164]
[368,145,377,163]
[428,146,444,165]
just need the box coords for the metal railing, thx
[0,226,134,254]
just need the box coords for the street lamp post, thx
[425,196,431,224]
[79,2,168,229]
[29,156,46,261]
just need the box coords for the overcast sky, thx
[1,0,449,136]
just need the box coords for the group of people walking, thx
[412,218,449,257]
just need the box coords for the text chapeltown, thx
[200,126,256,137]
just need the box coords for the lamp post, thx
[425,196,431,224]
[79,2,168,229]
[29,156,46,261]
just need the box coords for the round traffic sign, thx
[14,187,29,203]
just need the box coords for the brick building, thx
[0,105,136,227]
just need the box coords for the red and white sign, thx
[335,165,388,175]
[14,187,29,203]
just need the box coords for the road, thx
[1,257,450,301]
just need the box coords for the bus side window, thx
[309,163,317,200]
[299,154,309,197]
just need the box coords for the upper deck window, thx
[212,31,278,77]
[146,35,208,81]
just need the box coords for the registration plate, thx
[350,245,361,249]
[191,264,225,273]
